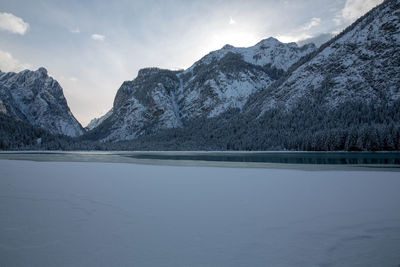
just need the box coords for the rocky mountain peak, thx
[85,0,400,147]
[190,37,317,73]
[222,44,234,50]
[137,67,166,78]
[0,68,84,136]
[247,0,400,116]
[37,67,48,76]
[254,37,281,47]
[89,33,318,141]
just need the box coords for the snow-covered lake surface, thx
[1,155,400,266]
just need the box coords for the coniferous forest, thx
[1,97,399,151]
[1,0,400,152]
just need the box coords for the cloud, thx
[0,12,29,35]
[301,17,321,30]
[279,17,322,46]
[297,32,336,47]
[229,17,236,25]
[341,0,384,23]
[0,49,31,72]
[276,33,312,44]
[59,75,78,83]
[70,27,80,34]
[91,33,105,41]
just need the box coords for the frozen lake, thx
[1,155,400,266]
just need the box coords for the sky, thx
[0,0,383,126]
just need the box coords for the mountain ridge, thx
[245,0,400,116]
[85,0,400,151]
[0,67,84,137]
[87,38,317,141]
[1,0,399,152]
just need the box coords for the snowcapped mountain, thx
[87,0,400,151]
[178,38,316,120]
[85,109,113,131]
[1,0,398,151]
[246,0,400,115]
[0,67,84,137]
[188,37,316,72]
[89,38,316,141]
[88,68,184,141]
[86,0,400,147]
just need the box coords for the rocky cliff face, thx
[88,0,400,145]
[246,0,400,115]
[90,39,316,141]
[0,100,7,114]
[0,68,83,137]
[121,0,400,152]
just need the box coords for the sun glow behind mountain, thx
[206,24,259,51]
[0,0,384,125]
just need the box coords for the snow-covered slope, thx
[85,109,113,131]
[176,38,315,119]
[89,68,184,141]
[187,37,316,72]
[246,0,400,115]
[0,68,84,137]
[0,100,7,114]
[90,40,316,141]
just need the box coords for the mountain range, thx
[0,0,399,151]
[86,38,316,141]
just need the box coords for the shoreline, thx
[0,151,399,172]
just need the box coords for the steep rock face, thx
[85,109,113,131]
[188,37,316,72]
[88,68,183,141]
[246,0,400,115]
[0,100,7,114]
[178,38,316,119]
[90,39,316,141]
[0,68,84,137]
[125,0,400,151]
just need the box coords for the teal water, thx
[1,151,399,167]
[128,152,400,165]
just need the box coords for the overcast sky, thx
[0,0,383,125]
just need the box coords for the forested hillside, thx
[1,0,399,151]
[0,113,94,150]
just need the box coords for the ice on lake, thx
[1,159,400,266]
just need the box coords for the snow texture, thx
[1,159,400,267]
[85,109,113,131]
[0,68,83,136]
[187,37,316,72]
[249,0,400,115]
[93,39,316,141]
